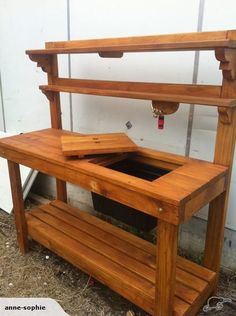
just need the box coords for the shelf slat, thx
[39,79,236,107]
[26,30,236,55]
[26,200,217,316]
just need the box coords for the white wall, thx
[0,0,70,132]
[1,0,236,231]
[69,0,199,154]
[0,74,5,131]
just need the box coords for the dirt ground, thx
[1,204,236,316]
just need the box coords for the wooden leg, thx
[155,220,179,316]
[56,179,67,202]
[8,161,28,254]
[203,192,228,277]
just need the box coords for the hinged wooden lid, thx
[61,133,137,157]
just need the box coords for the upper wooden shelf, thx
[26,30,236,55]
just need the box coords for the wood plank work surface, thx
[1,29,236,315]
[0,128,227,224]
[61,133,137,157]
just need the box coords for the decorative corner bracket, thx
[28,54,52,74]
[98,52,123,58]
[215,48,236,80]
[41,90,55,102]
[151,101,179,116]
[218,107,232,124]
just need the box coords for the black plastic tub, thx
[91,159,170,232]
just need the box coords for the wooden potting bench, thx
[0,30,236,315]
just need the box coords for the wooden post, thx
[155,220,179,316]
[8,161,28,254]
[47,54,67,202]
[204,49,236,278]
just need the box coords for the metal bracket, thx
[28,54,52,74]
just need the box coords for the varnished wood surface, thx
[26,200,216,316]
[8,161,28,254]
[26,30,236,55]
[47,55,62,129]
[134,147,195,168]
[0,129,228,225]
[4,30,236,316]
[17,31,236,316]
[53,78,222,98]
[39,80,236,107]
[155,221,178,315]
[47,53,67,203]
[153,160,227,220]
[204,52,236,277]
[61,133,137,156]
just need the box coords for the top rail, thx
[26,30,236,55]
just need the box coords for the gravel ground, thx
[0,206,236,316]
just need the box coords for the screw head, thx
[158,207,163,212]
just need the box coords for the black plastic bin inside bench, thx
[91,159,170,232]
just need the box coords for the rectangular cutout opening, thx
[91,158,170,231]
[107,158,170,181]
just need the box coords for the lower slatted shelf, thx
[26,200,216,316]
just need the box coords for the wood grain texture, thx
[51,200,216,283]
[204,49,236,278]
[46,54,67,202]
[39,81,236,107]
[135,147,195,166]
[216,48,236,80]
[47,55,62,129]
[55,78,222,98]
[8,32,236,315]
[155,161,228,220]
[0,129,228,225]
[204,110,236,273]
[0,130,227,218]
[7,161,28,254]
[28,54,52,73]
[155,221,178,316]
[26,30,236,55]
[61,133,137,156]
[25,201,217,315]
[184,177,227,220]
